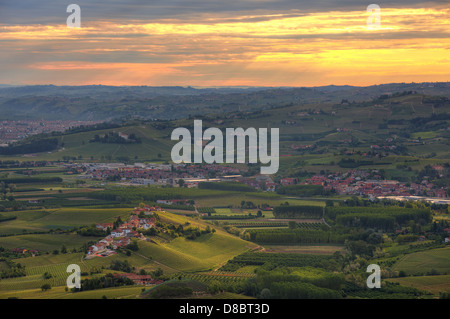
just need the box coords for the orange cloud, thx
[0,7,448,86]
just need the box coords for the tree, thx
[126,239,139,251]
[325,200,334,207]
[260,288,271,299]
[43,272,53,280]
[139,269,147,275]
[41,284,51,291]
[151,268,163,278]
[207,280,222,294]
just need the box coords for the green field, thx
[0,234,101,252]
[392,247,450,275]
[0,285,144,299]
[387,275,450,295]
[0,207,133,235]
[137,232,254,273]
[262,244,345,254]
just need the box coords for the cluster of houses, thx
[0,120,99,144]
[61,162,243,187]
[87,205,160,257]
[304,170,448,199]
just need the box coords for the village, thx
[0,120,100,145]
[86,204,160,258]
[60,161,449,201]
[303,169,449,200]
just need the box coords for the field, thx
[392,247,450,276]
[0,89,448,299]
[262,244,345,255]
[0,253,87,292]
[194,193,327,208]
[0,207,133,235]
[118,211,258,274]
[0,234,102,252]
[387,275,450,295]
[0,285,144,299]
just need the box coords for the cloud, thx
[1,0,448,24]
[0,2,448,86]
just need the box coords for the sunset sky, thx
[0,1,449,86]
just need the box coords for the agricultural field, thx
[0,234,101,252]
[137,232,255,273]
[392,247,450,276]
[387,275,450,295]
[0,207,132,235]
[262,244,345,255]
[0,87,449,300]
[0,285,144,299]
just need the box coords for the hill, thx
[0,82,448,121]
[1,89,448,179]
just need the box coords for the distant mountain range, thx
[0,82,448,121]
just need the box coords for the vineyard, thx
[220,220,324,229]
[169,271,254,292]
[220,252,334,271]
[198,207,216,214]
[325,207,432,230]
[202,215,256,220]
[225,221,288,228]
[273,205,324,219]
[292,222,323,229]
[247,228,348,244]
[0,262,91,291]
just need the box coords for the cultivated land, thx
[387,275,450,295]
[392,247,450,275]
[0,83,449,299]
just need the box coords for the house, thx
[96,223,114,231]
[445,237,450,244]
[11,248,28,254]
[111,230,124,238]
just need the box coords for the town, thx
[0,120,100,145]
[59,161,449,202]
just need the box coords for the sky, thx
[0,0,449,87]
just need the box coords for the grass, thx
[138,240,214,273]
[195,194,326,209]
[392,246,450,275]
[13,252,84,268]
[0,285,144,299]
[0,207,132,235]
[165,233,253,269]
[262,244,345,255]
[387,275,450,295]
[410,131,439,139]
[0,254,89,292]
[0,234,101,252]
[199,292,255,299]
